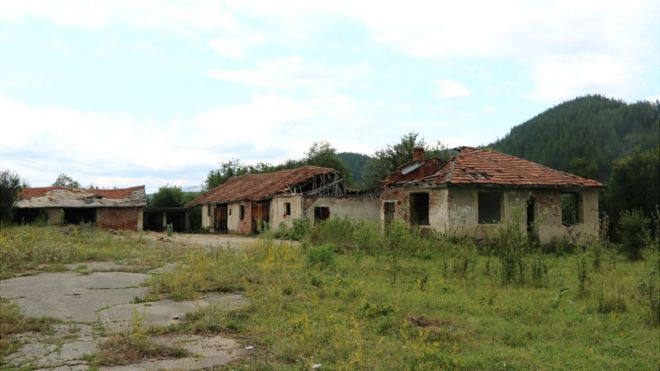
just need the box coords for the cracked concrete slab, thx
[65,262,145,273]
[1,268,250,370]
[100,293,249,332]
[0,272,150,322]
[102,335,247,371]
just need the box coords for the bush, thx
[489,221,528,286]
[306,244,336,269]
[617,210,650,260]
[288,218,311,241]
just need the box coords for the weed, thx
[530,251,548,287]
[617,209,650,260]
[637,255,660,326]
[596,289,627,314]
[587,240,603,270]
[306,244,336,269]
[576,253,589,298]
[94,310,189,366]
[491,220,528,286]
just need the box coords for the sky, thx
[1,1,658,193]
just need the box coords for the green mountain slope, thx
[337,152,374,186]
[490,95,659,180]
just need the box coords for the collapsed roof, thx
[385,147,604,189]
[188,165,342,206]
[16,186,147,208]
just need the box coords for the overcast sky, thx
[1,1,658,192]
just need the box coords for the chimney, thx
[413,147,424,162]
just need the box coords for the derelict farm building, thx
[13,186,146,231]
[382,147,604,244]
[188,165,380,234]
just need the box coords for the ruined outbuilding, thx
[188,166,380,234]
[382,147,604,244]
[14,186,146,230]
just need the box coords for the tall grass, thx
[0,225,182,278]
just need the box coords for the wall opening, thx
[12,209,42,224]
[526,198,535,233]
[383,201,396,228]
[284,202,291,216]
[409,192,429,226]
[478,192,502,224]
[63,208,96,225]
[314,206,330,224]
[215,203,228,232]
[252,201,270,233]
[561,192,582,225]
[239,205,245,220]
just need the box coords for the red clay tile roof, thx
[16,186,146,208]
[388,147,604,189]
[189,166,337,205]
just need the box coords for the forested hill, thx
[337,152,373,186]
[489,95,659,181]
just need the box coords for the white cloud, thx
[0,92,379,192]
[0,1,241,31]
[435,79,470,99]
[208,38,246,59]
[526,53,642,102]
[208,57,369,92]
[343,0,659,102]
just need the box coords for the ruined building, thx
[13,186,146,230]
[188,165,379,233]
[382,147,604,244]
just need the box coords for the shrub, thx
[306,244,336,269]
[596,290,627,314]
[489,221,528,286]
[617,210,650,260]
[637,256,659,326]
[289,218,311,241]
[529,251,548,287]
[576,253,589,298]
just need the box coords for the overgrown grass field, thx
[1,223,658,369]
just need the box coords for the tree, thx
[0,170,23,224]
[569,157,599,179]
[203,142,352,190]
[362,132,448,188]
[149,185,185,207]
[604,147,659,237]
[304,141,351,183]
[52,173,80,188]
[204,160,277,190]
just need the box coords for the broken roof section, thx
[386,147,604,189]
[188,165,340,206]
[16,186,147,208]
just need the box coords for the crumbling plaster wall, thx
[446,188,528,239]
[227,201,252,234]
[269,195,304,229]
[305,196,380,222]
[380,188,448,230]
[201,204,212,230]
[533,189,599,243]
[96,208,141,231]
[44,208,63,225]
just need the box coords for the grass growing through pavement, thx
[149,220,659,370]
[0,298,59,358]
[93,311,189,366]
[0,225,184,279]
[1,223,658,369]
